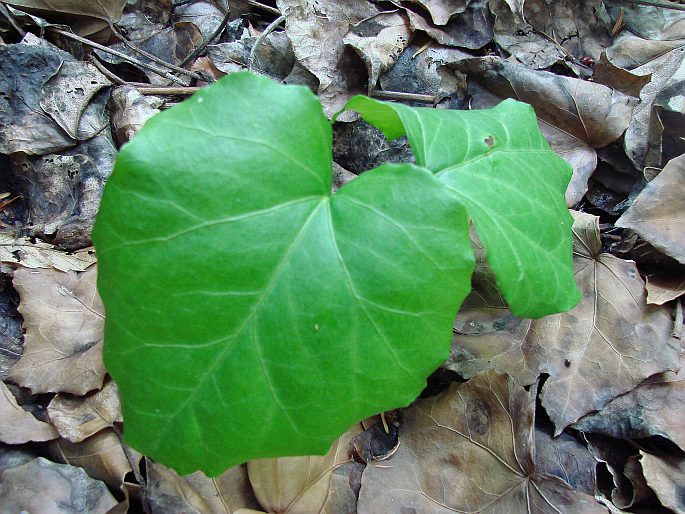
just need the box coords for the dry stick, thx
[371,90,436,104]
[178,9,232,68]
[248,14,286,71]
[248,0,281,15]
[614,0,685,11]
[137,86,201,95]
[0,2,26,37]
[109,24,204,82]
[89,56,127,85]
[46,27,188,85]
[112,424,151,514]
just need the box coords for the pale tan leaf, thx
[0,234,96,272]
[9,266,105,394]
[52,429,136,490]
[617,153,685,264]
[247,424,362,514]
[406,0,468,25]
[48,380,122,443]
[0,381,57,444]
[646,272,685,305]
[640,452,685,514]
[0,457,117,513]
[110,86,162,145]
[357,370,607,513]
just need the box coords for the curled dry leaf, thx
[0,457,117,513]
[357,370,607,513]
[276,0,380,116]
[640,452,685,514]
[146,459,261,514]
[343,11,412,92]
[450,212,681,433]
[646,272,685,305]
[407,0,470,26]
[455,56,636,148]
[247,424,362,514]
[574,347,685,451]
[48,380,122,443]
[617,153,685,265]
[9,266,105,395]
[0,380,58,444]
[405,1,493,50]
[52,429,136,490]
[0,234,96,272]
[4,0,126,42]
[109,86,163,145]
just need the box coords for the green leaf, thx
[343,96,581,317]
[93,73,474,475]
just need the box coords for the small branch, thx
[0,2,26,37]
[109,24,205,82]
[46,27,188,85]
[112,424,151,514]
[612,0,685,11]
[89,56,126,85]
[371,90,436,104]
[248,0,281,15]
[136,86,201,95]
[248,14,286,72]
[178,9,232,68]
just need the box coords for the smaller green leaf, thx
[343,97,580,317]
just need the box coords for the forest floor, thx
[0,0,684,513]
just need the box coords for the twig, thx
[673,298,683,339]
[612,0,685,11]
[89,56,126,85]
[46,26,188,85]
[136,86,201,95]
[0,2,26,37]
[109,24,205,82]
[178,9,232,68]
[248,14,285,72]
[371,90,436,104]
[248,0,281,15]
[113,424,151,514]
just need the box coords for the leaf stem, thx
[612,0,685,11]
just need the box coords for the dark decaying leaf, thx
[357,370,607,513]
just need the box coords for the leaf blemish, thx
[484,135,495,147]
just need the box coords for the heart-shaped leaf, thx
[93,72,578,475]
[343,95,580,317]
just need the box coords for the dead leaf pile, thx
[1,0,684,512]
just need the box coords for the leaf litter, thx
[1,0,685,512]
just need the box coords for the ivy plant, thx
[93,72,580,475]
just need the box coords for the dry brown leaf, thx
[574,346,685,451]
[640,452,685,514]
[0,234,96,272]
[407,0,469,25]
[5,0,126,42]
[0,380,58,444]
[247,424,362,514]
[405,3,493,50]
[343,12,411,92]
[108,86,163,145]
[455,57,636,148]
[357,370,607,513]
[646,272,685,305]
[52,429,136,490]
[617,153,685,265]
[276,0,379,116]
[592,52,652,97]
[449,212,681,433]
[0,457,117,513]
[48,380,122,443]
[9,266,105,395]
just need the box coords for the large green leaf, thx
[93,73,474,475]
[343,96,580,317]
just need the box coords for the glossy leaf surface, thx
[344,96,580,316]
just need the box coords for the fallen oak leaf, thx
[9,266,105,395]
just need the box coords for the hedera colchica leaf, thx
[343,96,581,317]
[93,72,579,475]
[93,73,473,475]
